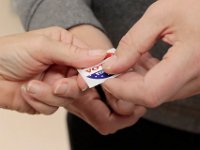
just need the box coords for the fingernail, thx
[27,81,41,94]
[54,83,68,95]
[88,50,106,56]
[102,55,117,71]
[21,84,27,92]
[81,87,88,92]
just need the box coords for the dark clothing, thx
[68,114,200,150]
[13,0,200,149]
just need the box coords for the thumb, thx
[29,35,106,68]
[103,4,167,74]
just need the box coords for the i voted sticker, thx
[78,48,118,88]
[87,70,113,79]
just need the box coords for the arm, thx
[12,0,102,31]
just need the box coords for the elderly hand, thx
[22,25,146,134]
[0,27,106,114]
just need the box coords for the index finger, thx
[103,44,195,107]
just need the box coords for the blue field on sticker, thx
[87,70,113,79]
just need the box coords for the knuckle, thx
[116,103,135,116]
[27,109,37,115]
[119,34,133,49]
[119,33,142,55]
[50,26,64,32]
[34,35,49,49]
[37,88,49,99]
[95,123,114,135]
[95,121,118,135]
[109,98,133,116]
[72,45,80,55]
[67,44,80,59]
[143,91,160,108]
[49,26,69,35]
[43,107,58,115]
[145,1,167,23]
[97,126,112,135]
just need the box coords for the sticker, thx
[78,48,118,88]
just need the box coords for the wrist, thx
[69,24,113,49]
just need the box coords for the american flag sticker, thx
[87,70,113,79]
[78,48,118,88]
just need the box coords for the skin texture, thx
[5,0,199,135]
[0,26,106,114]
[103,0,200,108]
[24,25,146,135]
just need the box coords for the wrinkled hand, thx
[0,27,106,114]
[25,73,145,134]
[23,38,146,135]
[103,0,200,108]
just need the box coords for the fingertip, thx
[77,75,88,91]
[72,49,106,68]
[102,55,118,74]
[54,82,69,95]
[135,106,147,117]
[117,100,135,115]
[103,54,134,74]
[53,76,84,99]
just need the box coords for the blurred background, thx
[0,0,70,150]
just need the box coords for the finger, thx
[29,35,106,68]
[23,80,73,107]
[103,72,144,104]
[171,76,200,100]
[31,27,89,48]
[103,44,197,107]
[132,105,146,121]
[77,74,88,91]
[103,2,168,74]
[131,53,159,75]
[42,65,68,85]
[137,52,160,70]
[25,98,58,115]
[62,87,145,135]
[68,92,138,135]
[21,84,58,115]
[90,104,146,135]
[105,91,135,116]
[66,68,78,77]
[132,64,147,76]
[53,77,82,99]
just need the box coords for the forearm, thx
[69,25,113,50]
[13,0,102,31]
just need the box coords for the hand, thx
[0,26,106,114]
[70,24,141,116]
[27,74,145,135]
[103,0,200,108]
[23,25,146,134]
